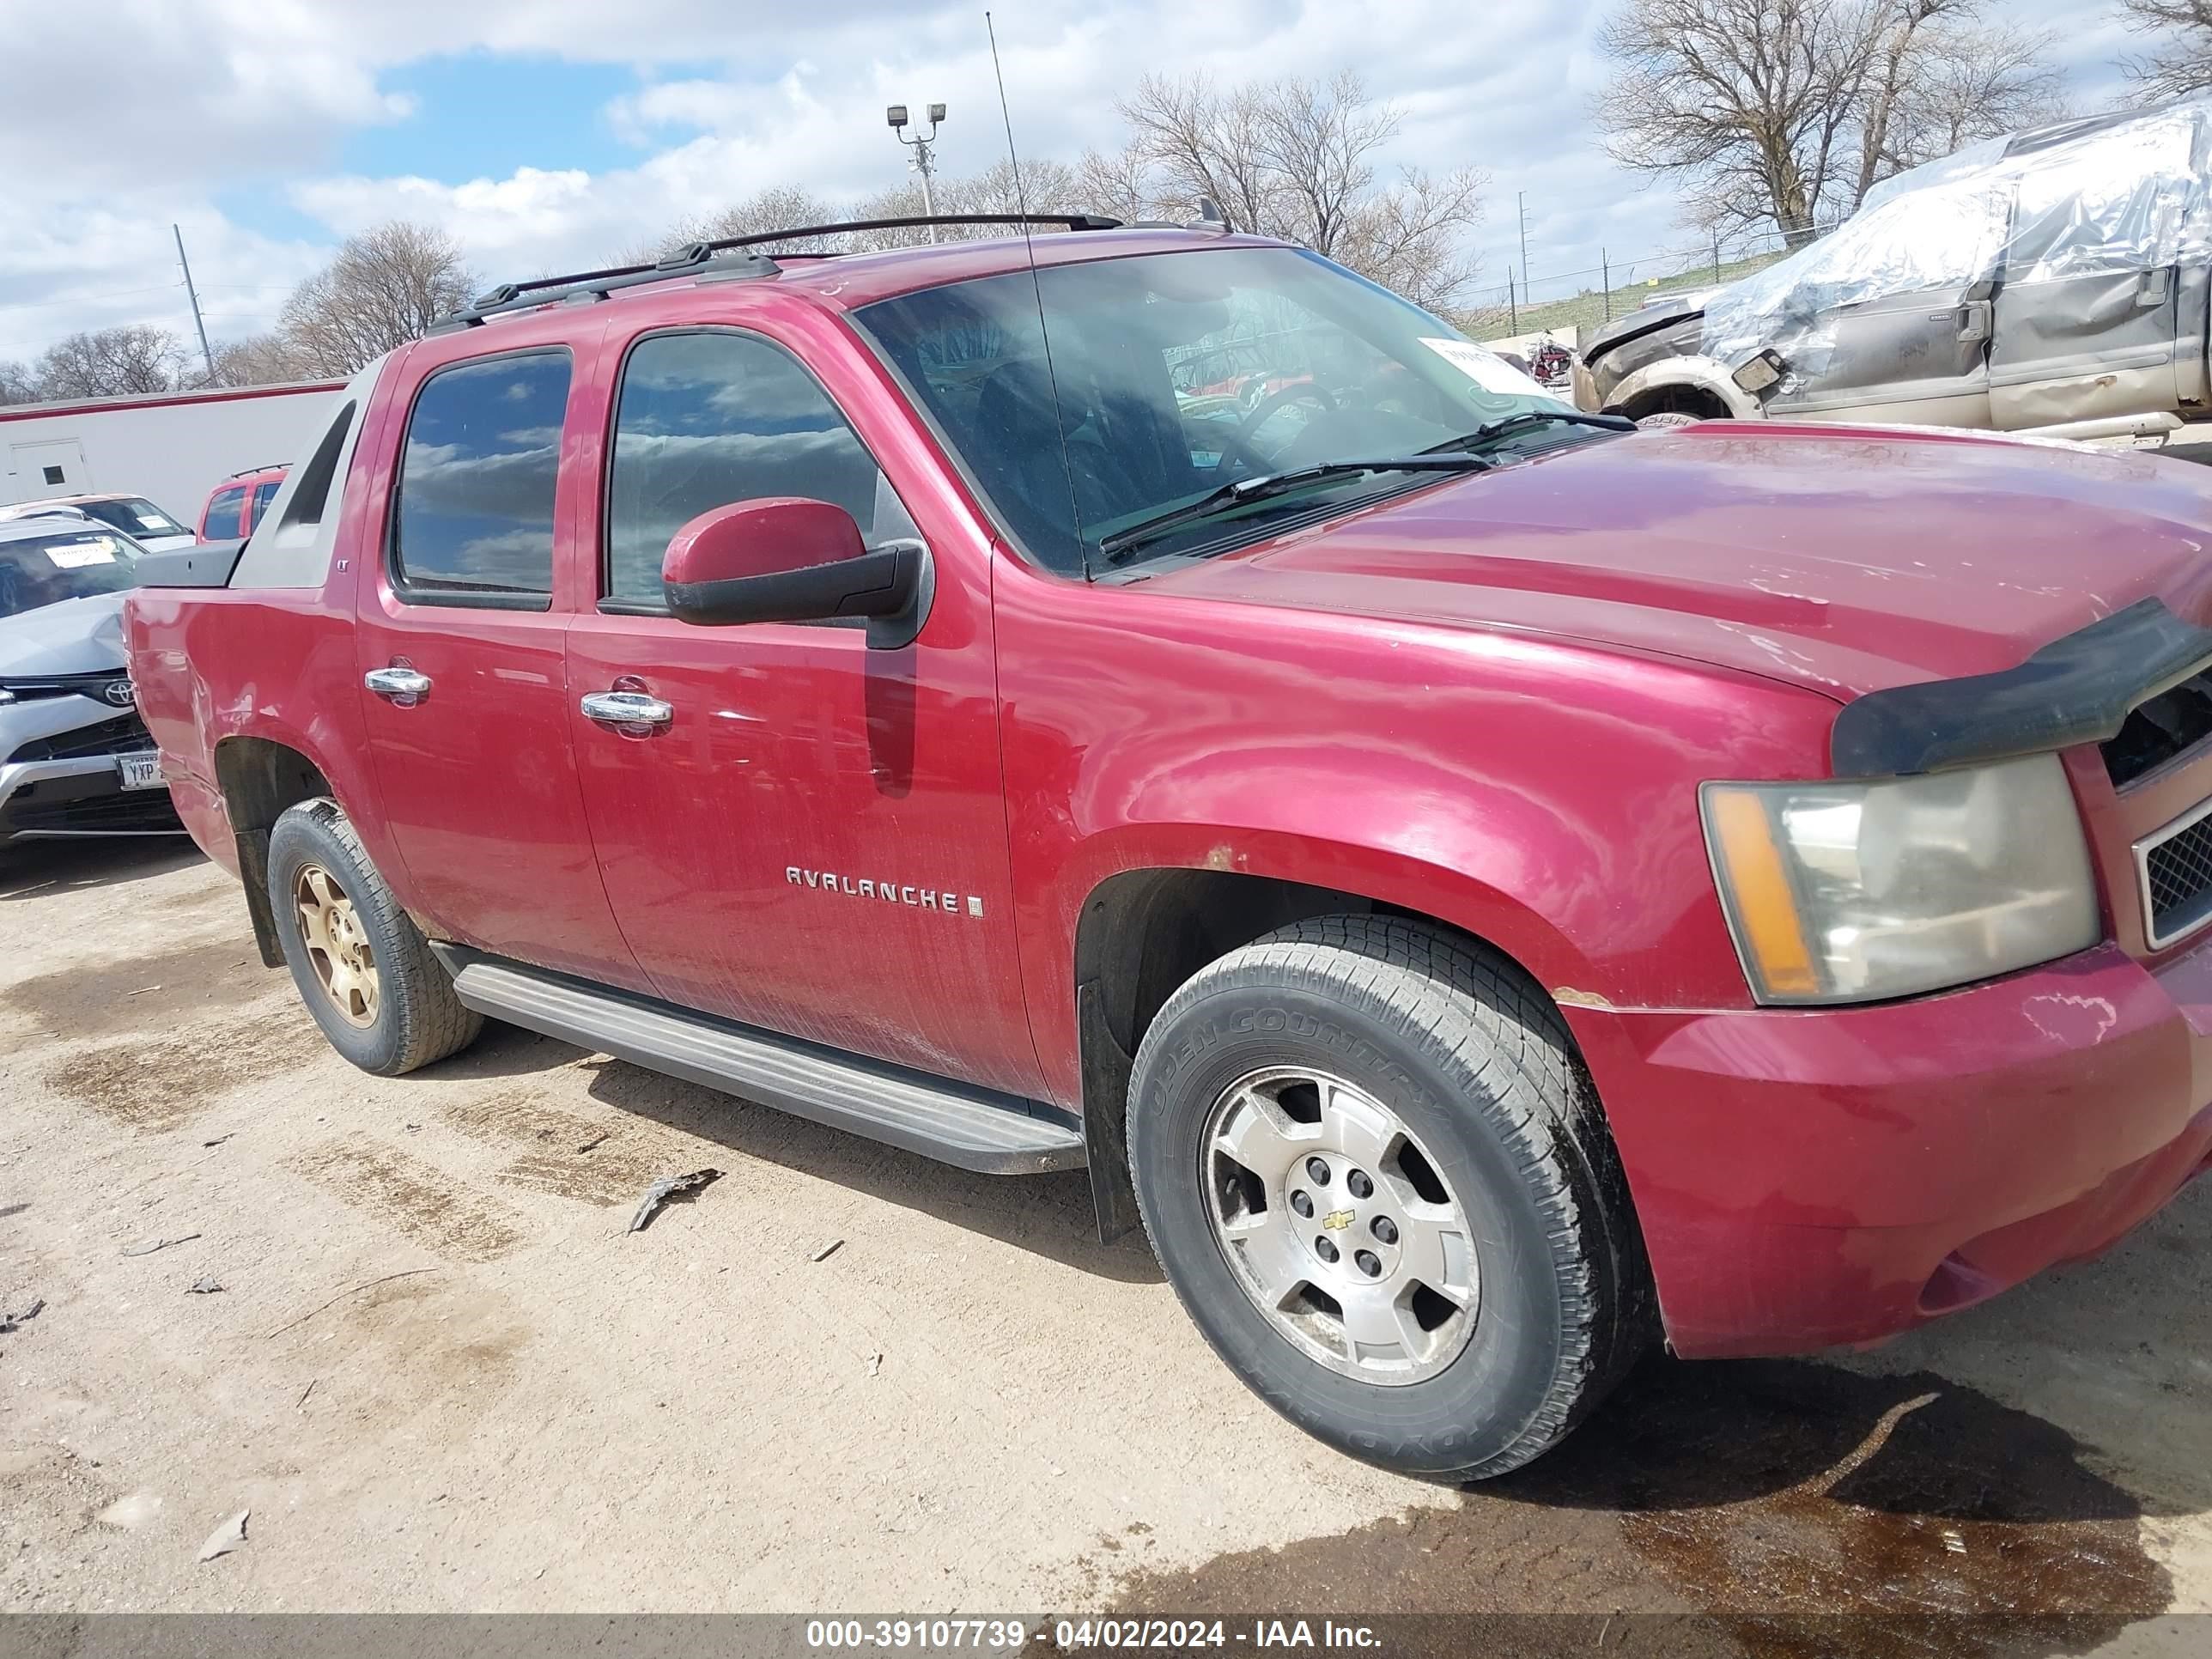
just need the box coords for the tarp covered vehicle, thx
[1574,101,2212,439]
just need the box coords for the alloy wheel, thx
[294,862,380,1029]
[1202,1065,1479,1386]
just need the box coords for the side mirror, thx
[1731,347,1787,396]
[662,498,931,648]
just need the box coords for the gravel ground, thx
[1,838,2207,1652]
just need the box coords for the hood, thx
[0,592,128,678]
[1580,297,1706,368]
[1150,423,2212,702]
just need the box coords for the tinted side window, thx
[605,331,905,605]
[392,350,571,601]
[202,486,246,540]
[250,478,283,525]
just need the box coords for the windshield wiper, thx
[1425,410,1636,455]
[1097,455,1496,564]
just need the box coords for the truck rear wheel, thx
[267,799,481,1076]
[1126,915,1650,1480]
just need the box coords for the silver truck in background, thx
[1573,102,2212,445]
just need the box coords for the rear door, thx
[245,475,283,534]
[1987,264,2179,428]
[562,316,1042,1097]
[1987,121,2186,430]
[352,331,642,988]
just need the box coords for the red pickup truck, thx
[126,216,2212,1481]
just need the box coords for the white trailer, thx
[0,380,343,526]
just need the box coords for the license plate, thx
[116,754,163,791]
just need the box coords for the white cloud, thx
[0,0,2155,365]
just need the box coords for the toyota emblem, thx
[101,678,136,708]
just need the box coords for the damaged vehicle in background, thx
[1,516,178,846]
[1574,101,2212,441]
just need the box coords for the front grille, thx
[8,713,155,763]
[0,672,131,704]
[2103,668,2212,787]
[3,787,179,836]
[2139,804,2212,945]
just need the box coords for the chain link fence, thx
[1456,222,1843,345]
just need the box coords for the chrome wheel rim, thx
[295,862,380,1029]
[1202,1065,1478,1386]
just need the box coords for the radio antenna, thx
[986,9,1090,577]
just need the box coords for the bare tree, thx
[631,184,848,262]
[2117,0,2212,100]
[199,333,313,389]
[1337,167,1492,311]
[0,359,38,405]
[1596,1,2065,245]
[1117,73,1285,239]
[1076,143,1158,223]
[844,161,1089,249]
[1881,19,2069,169]
[1105,71,1488,305]
[277,222,477,376]
[32,326,187,398]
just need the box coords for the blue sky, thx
[0,0,2144,364]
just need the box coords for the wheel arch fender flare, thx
[1602,356,1761,422]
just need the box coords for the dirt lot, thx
[2,838,2208,1650]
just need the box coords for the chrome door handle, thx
[580,690,674,729]
[364,665,432,702]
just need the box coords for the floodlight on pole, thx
[889,100,947,241]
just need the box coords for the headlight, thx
[1701,754,2100,1005]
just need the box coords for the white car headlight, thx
[1701,753,2100,1005]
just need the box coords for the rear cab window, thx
[602,329,915,612]
[389,349,572,609]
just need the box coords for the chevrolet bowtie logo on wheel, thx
[1322,1209,1356,1231]
[100,678,136,708]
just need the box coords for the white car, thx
[0,494,196,552]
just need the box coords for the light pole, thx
[887,103,946,241]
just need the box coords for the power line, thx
[0,283,182,315]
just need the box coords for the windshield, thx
[856,246,1570,574]
[77,497,187,539]
[0,530,139,620]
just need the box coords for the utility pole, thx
[173,223,215,384]
[1507,270,1517,336]
[888,104,948,242]
[1601,248,1610,322]
[1517,191,1531,303]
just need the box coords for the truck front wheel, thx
[267,799,482,1076]
[1127,915,1650,1480]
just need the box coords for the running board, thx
[436,951,1085,1176]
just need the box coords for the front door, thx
[353,337,640,987]
[1769,281,1994,427]
[563,322,1042,1098]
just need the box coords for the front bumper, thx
[1571,939,2212,1358]
[0,755,181,841]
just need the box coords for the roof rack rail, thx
[226,462,286,479]
[428,211,1126,332]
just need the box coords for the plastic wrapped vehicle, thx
[1574,101,2212,439]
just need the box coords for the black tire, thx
[1632,410,1704,429]
[1127,915,1651,1481]
[266,798,481,1076]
